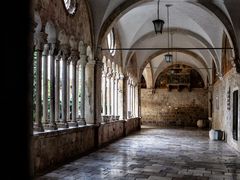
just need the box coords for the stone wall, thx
[33,118,141,176]
[212,69,240,152]
[125,118,141,135]
[35,0,92,45]
[98,121,124,145]
[141,88,208,127]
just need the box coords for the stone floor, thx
[35,126,240,180]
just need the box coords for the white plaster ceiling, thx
[116,1,226,75]
[87,0,240,78]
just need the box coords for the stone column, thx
[134,84,138,117]
[102,71,107,116]
[85,55,95,124]
[131,83,134,117]
[123,75,129,120]
[132,84,135,117]
[95,59,103,124]
[57,30,70,128]
[106,69,112,117]
[59,45,70,128]
[127,78,131,118]
[115,73,119,120]
[78,41,87,125]
[111,70,115,120]
[42,44,49,125]
[208,85,213,129]
[76,64,80,117]
[33,32,46,132]
[45,20,57,130]
[48,43,57,130]
[55,54,60,123]
[137,83,141,118]
[118,73,124,120]
[69,50,79,127]
[66,59,71,122]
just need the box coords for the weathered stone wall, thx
[212,69,240,152]
[125,118,141,135]
[141,88,208,127]
[33,118,141,176]
[33,125,95,175]
[35,0,92,45]
[98,121,124,145]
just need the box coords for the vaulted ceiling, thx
[88,0,240,83]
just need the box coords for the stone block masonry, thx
[141,88,208,127]
[33,118,141,176]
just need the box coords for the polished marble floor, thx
[36,126,240,180]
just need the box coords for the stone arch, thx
[96,0,240,73]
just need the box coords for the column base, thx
[102,115,109,123]
[69,121,78,127]
[44,123,58,130]
[115,115,120,121]
[111,115,115,121]
[34,123,44,132]
[57,122,69,128]
[78,118,86,125]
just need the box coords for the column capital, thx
[69,50,79,65]
[87,59,96,65]
[34,32,47,51]
[102,71,107,77]
[59,44,70,60]
[107,71,112,78]
[42,44,49,56]
[95,59,104,70]
[58,29,69,46]
[79,41,86,56]
[119,73,124,80]
[69,35,78,51]
[49,43,56,56]
[79,55,88,67]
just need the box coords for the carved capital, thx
[59,44,70,60]
[69,35,78,51]
[95,59,103,71]
[49,43,56,56]
[79,55,88,67]
[79,41,86,56]
[119,73,124,80]
[42,44,49,56]
[69,50,79,64]
[34,32,47,51]
[58,29,69,45]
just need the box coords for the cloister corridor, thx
[36,127,240,180]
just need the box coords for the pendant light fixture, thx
[164,4,173,63]
[152,0,164,34]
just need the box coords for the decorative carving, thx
[58,29,69,45]
[59,44,70,60]
[34,32,47,51]
[42,44,49,56]
[34,11,42,33]
[79,41,86,55]
[69,35,78,51]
